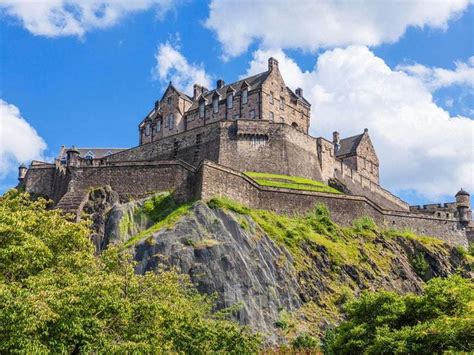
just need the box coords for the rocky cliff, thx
[81,187,472,345]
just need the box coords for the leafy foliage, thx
[323,275,474,354]
[0,190,261,353]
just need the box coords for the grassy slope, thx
[244,171,341,194]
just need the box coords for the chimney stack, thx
[333,131,340,153]
[217,79,225,89]
[18,163,27,182]
[295,88,303,97]
[193,84,202,100]
[268,57,279,71]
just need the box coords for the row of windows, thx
[144,114,173,136]
[199,89,249,118]
[269,92,285,110]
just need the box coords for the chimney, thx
[217,79,225,89]
[193,84,202,100]
[333,131,340,153]
[268,57,279,71]
[364,128,369,134]
[295,88,303,97]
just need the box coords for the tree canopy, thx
[0,190,261,353]
[324,274,474,354]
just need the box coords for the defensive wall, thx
[197,161,469,247]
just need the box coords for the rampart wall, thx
[198,161,468,247]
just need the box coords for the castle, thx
[18,58,473,247]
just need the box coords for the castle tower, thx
[66,146,80,167]
[455,188,472,226]
[18,163,27,182]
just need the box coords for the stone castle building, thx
[18,58,473,247]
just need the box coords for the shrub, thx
[324,275,474,354]
[410,252,429,279]
[291,332,319,350]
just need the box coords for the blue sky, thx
[0,0,473,205]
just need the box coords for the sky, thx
[0,0,473,206]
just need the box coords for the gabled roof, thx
[336,133,364,157]
[59,148,127,160]
[188,71,269,110]
[161,82,193,103]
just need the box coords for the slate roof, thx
[188,71,270,111]
[59,147,126,160]
[336,133,364,157]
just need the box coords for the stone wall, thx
[218,120,323,180]
[197,161,468,247]
[67,161,196,202]
[334,161,409,211]
[23,163,55,198]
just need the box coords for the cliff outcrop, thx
[83,187,471,344]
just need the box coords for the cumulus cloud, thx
[0,99,47,177]
[152,42,212,96]
[397,57,474,91]
[205,0,471,58]
[243,47,474,200]
[0,0,175,37]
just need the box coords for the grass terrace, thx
[244,171,341,194]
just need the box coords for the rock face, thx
[82,190,470,344]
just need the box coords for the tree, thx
[0,190,261,353]
[324,274,474,354]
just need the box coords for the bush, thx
[410,252,429,279]
[291,332,319,350]
[324,275,474,354]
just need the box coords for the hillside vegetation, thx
[1,189,472,353]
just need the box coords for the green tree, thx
[0,190,261,353]
[324,275,474,354]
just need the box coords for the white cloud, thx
[152,42,212,96]
[243,47,474,200]
[205,0,471,58]
[397,57,474,91]
[0,99,47,177]
[0,0,174,37]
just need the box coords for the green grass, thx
[244,171,341,194]
[123,193,194,247]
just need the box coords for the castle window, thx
[199,102,205,118]
[84,151,95,160]
[280,116,284,123]
[242,89,248,104]
[167,97,172,105]
[168,115,174,130]
[269,92,274,104]
[269,112,274,121]
[227,94,233,109]
[249,110,255,119]
[145,124,151,136]
[156,119,161,132]
[213,97,219,113]
[280,97,285,110]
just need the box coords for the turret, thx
[18,163,27,182]
[66,146,80,167]
[455,188,472,226]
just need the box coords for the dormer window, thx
[213,97,219,113]
[145,123,151,136]
[167,97,172,105]
[199,101,205,118]
[156,119,161,132]
[227,94,233,109]
[242,89,248,104]
[84,151,95,160]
